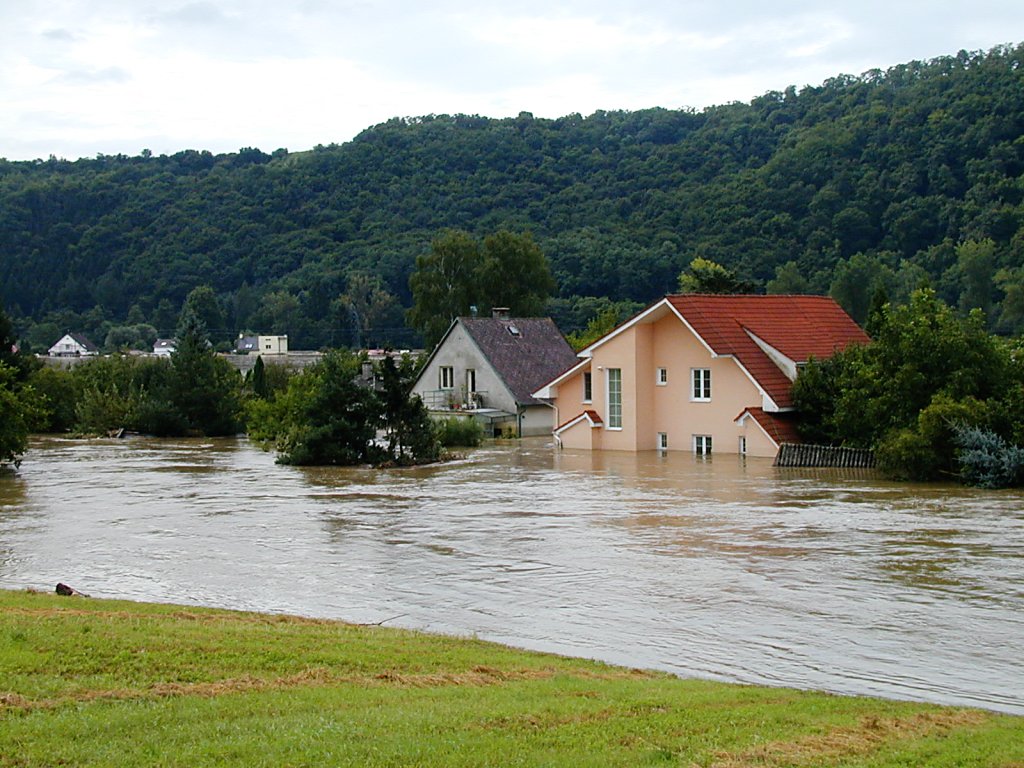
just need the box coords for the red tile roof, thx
[736,407,802,447]
[555,409,604,433]
[666,295,868,408]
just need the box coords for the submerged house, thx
[533,295,868,457]
[411,311,578,437]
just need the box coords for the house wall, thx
[737,417,780,458]
[413,323,518,414]
[550,313,776,456]
[520,405,556,437]
[556,417,598,450]
[257,335,288,354]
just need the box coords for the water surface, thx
[2,436,1021,714]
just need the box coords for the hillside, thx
[1,43,1022,349]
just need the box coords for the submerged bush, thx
[955,424,1024,488]
[436,416,483,448]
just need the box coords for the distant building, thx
[48,333,98,358]
[153,338,177,357]
[235,334,288,354]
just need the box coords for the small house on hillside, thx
[533,295,869,457]
[411,311,578,437]
[235,334,288,354]
[153,338,177,357]
[48,333,98,358]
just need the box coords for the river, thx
[1,436,1022,714]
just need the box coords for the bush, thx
[955,425,1024,488]
[436,416,483,448]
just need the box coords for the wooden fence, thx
[774,443,875,469]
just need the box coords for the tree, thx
[793,289,1022,480]
[0,363,45,468]
[169,308,241,436]
[407,230,482,348]
[477,231,557,316]
[677,257,755,294]
[408,229,558,348]
[766,261,811,295]
[273,351,380,466]
[377,354,440,465]
[953,239,996,321]
[181,286,225,341]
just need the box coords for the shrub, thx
[436,416,483,448]
[955,424,1024,488]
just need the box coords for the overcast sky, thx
[2,1,1023,161]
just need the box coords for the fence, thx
[774,443,875,468]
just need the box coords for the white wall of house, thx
[413,323,517,414]
[48,334,95,357]
[257,335,288,354]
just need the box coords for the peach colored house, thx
[532,295,869,458]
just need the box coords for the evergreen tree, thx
[170,307,241,435]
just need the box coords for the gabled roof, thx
[68,333,98,352]
[554,409,604,434]
[533,294,868,409]
[459,317,578,406]
[736,407,802,448]
[665,295,868,408]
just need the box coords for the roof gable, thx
[665,295,868,408]
[458,317,578,406]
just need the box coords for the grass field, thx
[1,589,1021,766]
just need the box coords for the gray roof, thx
[68,333,98,352]
[458,317,577,406]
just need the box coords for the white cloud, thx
[1,1,1023,160]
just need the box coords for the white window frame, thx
[739,436,747,456]
[691,368,711,401]
[607,368,622,430]
[582,372,592,403]
[466,368,476,393]
[693,435,712,456]
[656,367,668,386]
[657,432,668,451]
[439,366,454,390]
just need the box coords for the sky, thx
[2,1,1023,162]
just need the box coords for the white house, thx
[153,338,177,357]
[411,312,578,437]
[48,333,98,357]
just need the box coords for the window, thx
[583,372,592,402]
[466,368,476,393]
[739,436,747,456]
[439,366,454,389]
[607,368,622,429]
[656,367,668,386]
[658,432,668,450]
[694,435,712,455]
[691,368,711,401]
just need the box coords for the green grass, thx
[1,590,1020,767]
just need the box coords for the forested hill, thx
[1,43,1022,350]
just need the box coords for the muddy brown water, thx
[2,436,1022,714]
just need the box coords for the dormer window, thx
[507,324,520,337]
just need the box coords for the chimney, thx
[491,307,510,319]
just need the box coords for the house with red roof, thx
[532,295,868,457]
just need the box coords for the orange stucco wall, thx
[550,313,780,457]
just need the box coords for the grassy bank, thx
[1,590,1020,767]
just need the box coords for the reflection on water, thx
[2,436,1023,714]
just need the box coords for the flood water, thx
[2,436,1022,714]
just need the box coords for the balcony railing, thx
[419,389,489,411]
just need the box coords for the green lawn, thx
[1,590,1020,766]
